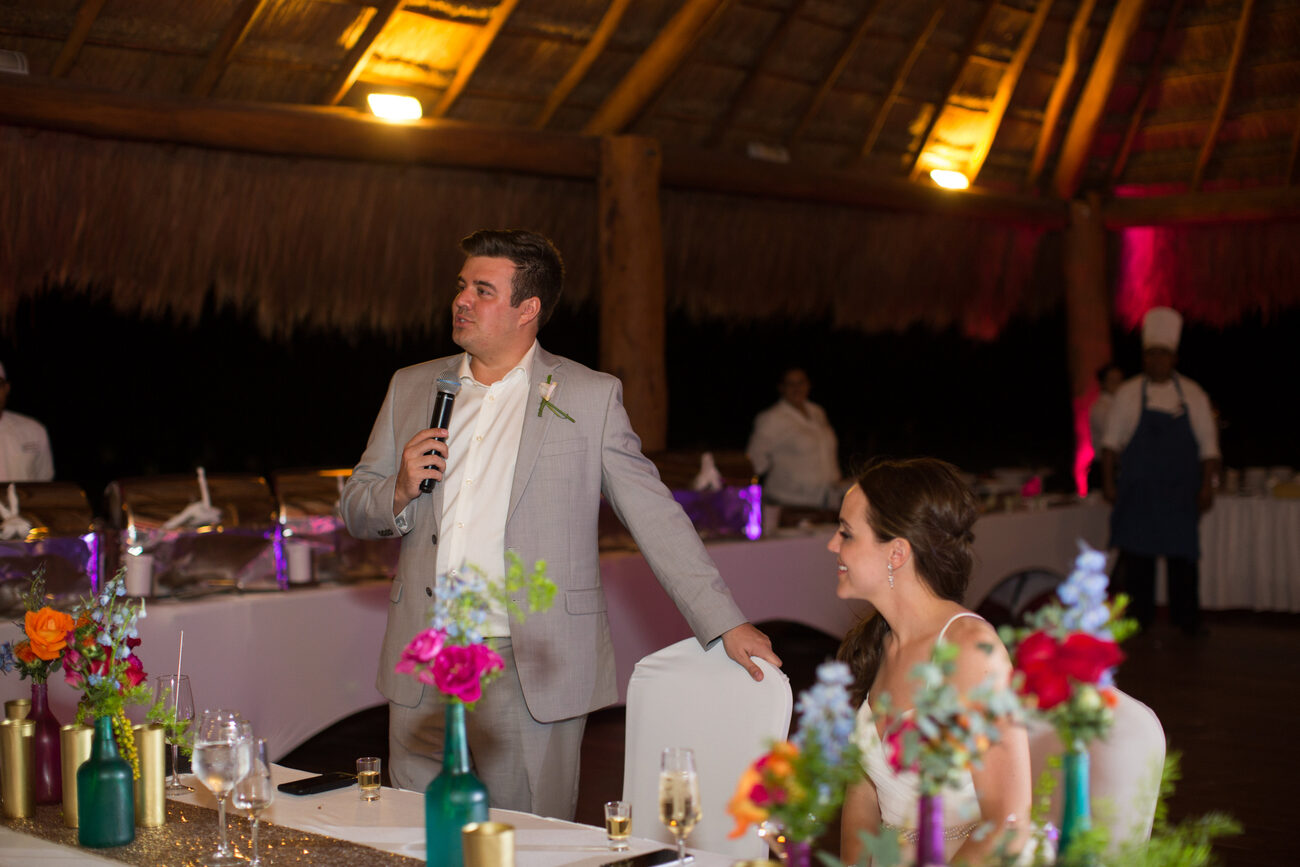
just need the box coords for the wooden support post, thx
[1064,195,1112,494]
[598,136,667,451]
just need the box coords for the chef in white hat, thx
[0,360,55,482]
[1100,307,1220,636]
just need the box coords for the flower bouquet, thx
[395,552,554,867]
[998,541,1136,857]
[0,567,77,802]
[62,569,157,777]
[726,661,862,864]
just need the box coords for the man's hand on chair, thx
[721,623,782,682]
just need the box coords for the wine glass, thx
[192,710,253,867]
[658,747,701,866]
[232,738,274,867]
[153,675,195,794]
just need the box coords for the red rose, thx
[1057,633,1124,685]
[1014,631,1071,710]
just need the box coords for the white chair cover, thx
[1027,689,1166,851]
[623,637,792,859]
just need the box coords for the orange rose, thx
[24,607,76,661]
[14,640,38,663]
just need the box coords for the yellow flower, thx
[24,607,75,661]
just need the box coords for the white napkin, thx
[0,483,33,540]
[161,467,223,530]
[692,452,724,492]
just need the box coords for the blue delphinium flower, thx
[1059,541,1113,638]
[792,661,857,766]
[0,642,15,674]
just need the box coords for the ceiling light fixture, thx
[366,93,422,122]
[929,169,970,190]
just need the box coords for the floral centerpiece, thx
[998,541,1136,856]
[725,661,862,864]
[0,567,78,803]
[62,569,156,777]
[396,552,554,867]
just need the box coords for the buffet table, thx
[1,503,1115,755]
[0,764,733,866]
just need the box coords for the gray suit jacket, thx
[340,345,746,722]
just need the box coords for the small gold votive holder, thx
[133,724,167,827]
[4,698,31,720]
[60,723,93,827]
[462,820,515,867]
[1,718,36,818]
[732,861,784,867]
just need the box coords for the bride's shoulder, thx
[942,613,1012,686]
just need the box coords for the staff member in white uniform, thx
[746,367,844,508]
[0,361,54,482]
[1100,308,1219,636]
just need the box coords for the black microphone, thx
[419,377,462,494]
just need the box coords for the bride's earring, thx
[887,561,895,589]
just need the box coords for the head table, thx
[0,765,734,867]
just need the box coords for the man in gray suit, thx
[341,229,780,820]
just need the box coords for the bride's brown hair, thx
[835,457,978,706]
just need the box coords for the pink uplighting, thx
[1073,389,1097,497]
[1117,226,1174,328]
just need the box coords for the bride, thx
[832,458,1033,865]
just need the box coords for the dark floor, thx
[281,612,1292,866]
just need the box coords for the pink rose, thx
[395,629,447,676]
[432,644,504,703]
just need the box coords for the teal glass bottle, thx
[1059,745,1092,855]
[425,700,488,867]
[77,716,135,848]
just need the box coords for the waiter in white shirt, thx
[0,361,55,483]
[746,367,844,508]
[1101,307,1219,635]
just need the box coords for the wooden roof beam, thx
[859,3,945,161]
[786,0,885,147]
[431,0,520,118]
[704,0,809,146]
[906,0,1000,180]
[191,0,271,98]
[1191,0,1255,191]
[533,0,632,129]
[1026,0,1096,190]
[1107,0,1185,184]
[966,0,1055,183]
[1050,0,1148,200]
[1104,185,1300,226]
[583,0,733,135]
[50,0,108,78]
[322,0,406,107]
[1287,95,1300,185]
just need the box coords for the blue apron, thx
[1109,375,1201,560]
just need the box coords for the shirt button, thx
[425,587,433,597]
[457,522,464,529]
[488,395,494,402]
[475,435,483,442]
[431,533,438,545]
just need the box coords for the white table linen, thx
[0,765,733,866]
[1198,496,1300,612]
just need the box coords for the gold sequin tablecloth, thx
[1,800,422,866]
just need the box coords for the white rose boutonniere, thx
[537,374,575,422]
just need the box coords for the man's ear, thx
[517,295,541,326]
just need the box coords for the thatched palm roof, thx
[3,0,1300,336]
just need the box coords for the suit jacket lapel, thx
[509,346,560,523]
[429,359,462,528]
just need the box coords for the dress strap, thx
[937,612,985,643]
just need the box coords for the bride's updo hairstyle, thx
[836,457,979,706]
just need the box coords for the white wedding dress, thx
[853,613,1039,864]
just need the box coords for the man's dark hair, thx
[459,229,565,327]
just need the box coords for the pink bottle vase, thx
[29,681,64,804]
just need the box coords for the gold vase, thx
[4,698,31,720]
[60,723,94,827]
[133,724,166,827]
[462,821,515,867]
[0,718,35,818]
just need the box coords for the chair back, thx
[1026,689,1166,850]
[623,637,792,859]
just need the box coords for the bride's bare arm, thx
[840,776,881,865]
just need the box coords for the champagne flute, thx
[192,710,253,867]
[153,674,195,794]
[232,738,274,867]
[658,747,701,866]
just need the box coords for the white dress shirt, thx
[435,342,537,636]
[746,399,841,507]
[1101,374,1220,460]
[0,410,54,482]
